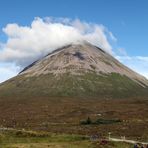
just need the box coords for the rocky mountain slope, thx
[0,41,148,98]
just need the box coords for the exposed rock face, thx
[0,41,148,99]
[20,41,148,87]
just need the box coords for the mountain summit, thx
[0,41,148,98]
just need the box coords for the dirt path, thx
[109,137,148,145]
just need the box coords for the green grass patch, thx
[0,129,135,148]
[0,72,148,98]
[0,129,89,144]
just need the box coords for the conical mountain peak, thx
[19,42,148,87]
[0,42,148,98]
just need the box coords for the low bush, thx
[80,117,92,125]
[80,117,121,125]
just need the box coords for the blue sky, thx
[0,0,148,82]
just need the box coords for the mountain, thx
[0,41,148,99]
[0,41,148,137]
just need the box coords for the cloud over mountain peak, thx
[0,17,115,68]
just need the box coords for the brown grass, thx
[0,97,148,141]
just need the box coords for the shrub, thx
[80,117,121,125]
[80,117,92,125]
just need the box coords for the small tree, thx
[86,117,92,124]
[80,116,92,125]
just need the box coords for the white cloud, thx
[0,63,19,83]
[117,48,127,56]
[108,31,117,42]
[0,17,115,69]
[116,56,148,79]
[1,17,147,82]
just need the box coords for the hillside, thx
[0,41,148,98]
[0,42,148,140]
